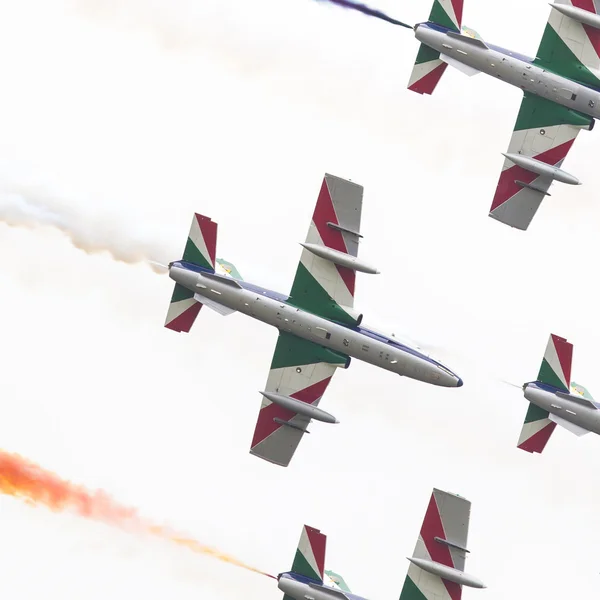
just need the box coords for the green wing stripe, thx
[271,332,348,371]
[534,23,600,88]
[524,402,550,424]
[538,358,569,392]
[515,93,592,131]
[398,575,428,600]
[429,2,457,31]
[289,262,357,325]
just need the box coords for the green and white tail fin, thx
[517,334,574,453]
[517,403,557,454]
[408,0,464,95]
[164,213,218,332]
[288,525,326,584]
[536,333,573,392]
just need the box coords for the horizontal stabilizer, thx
[549,413,590,437]
[193,292,236,316]
[324,571,352,593]
[216,257,244,280]
[440,53,481,76]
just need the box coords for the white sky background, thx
[0,0,599,597]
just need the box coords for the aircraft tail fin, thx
[181,213,218,271]
[407,44,449,95]
[427,0,463,31]
[164,213,218,332]
[517,402,557,453]
[408,0,464,94]
[288,525,326,584]
[536,333,573,392]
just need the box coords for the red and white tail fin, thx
[164,213,218,332]
[288,525,326,584]
[408,0,464,95]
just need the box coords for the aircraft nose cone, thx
[457,377,463,387]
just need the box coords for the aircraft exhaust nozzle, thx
[259,391,339,424]
[407,557,486,589]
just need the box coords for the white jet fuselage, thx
[415,24,600,120]
[524,383,600,434]
[170,264,462,387]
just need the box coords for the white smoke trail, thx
[0,187,171,274]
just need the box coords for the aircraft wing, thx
[400,489,472,600]
[488,93,592,230]
[535,1,600,88]
[517,402,557,453]
[249,332,348,467]
[288,173,365,325]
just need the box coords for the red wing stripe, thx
[251,377,332,447]
[336,265,355,297]
[572,0,596,13]
[583,24,600,60]
[490,139,575,212]
[421,494,455,569]
[312,178,348,254]
[419,493,462,600]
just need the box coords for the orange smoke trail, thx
[0,449,275,579]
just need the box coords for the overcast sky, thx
[1,0,599,598]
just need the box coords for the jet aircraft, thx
[407,0,600,231]
[277,488,485,600]
[162,173,462,467]
[517,333,599,453]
